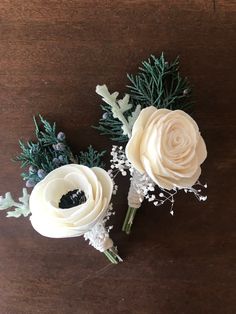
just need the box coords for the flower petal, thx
[126,129,145,173]
[196,135,207,164]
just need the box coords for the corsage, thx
[95,53,207,234]
[0,116,122,264]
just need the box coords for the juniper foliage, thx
[78,145,106,168]
[96,53,192,142]
[16,115,77,186]
[15,116,106,187]
[94,104,129,142]
[127,53,192,111]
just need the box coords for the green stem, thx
[122,206,138,235]
[103,247,123,264]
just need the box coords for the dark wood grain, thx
[0,1,235,313]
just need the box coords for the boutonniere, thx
[0,116,122,264]
[95,53,207,234]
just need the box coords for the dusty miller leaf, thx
[96,85,133,137]
[0,188,30,218]
[117,94,132,113]
[127,105,141,129]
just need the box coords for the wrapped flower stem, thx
[122,169,142,234]
[84,221,122,264]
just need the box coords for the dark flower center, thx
[59,189,87,209]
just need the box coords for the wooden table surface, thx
[0,1,235,313]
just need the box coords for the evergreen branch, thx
[15,116,77,187]
[93,104,129,142]
[127,53,192,111]
[78,145,106,168]
[95,53,192,144]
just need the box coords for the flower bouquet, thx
[95,53,207,234]
[0,116,122,264]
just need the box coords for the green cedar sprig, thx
[15,116,107,189]
[127,53,192,111]
[78,145,106,168]
[15,115,76,187]
[95,53,192,142]
[94,104,129,142]
[1,117,107,217]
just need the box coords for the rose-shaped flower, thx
[29,164,113,238]
[126,106,207,190]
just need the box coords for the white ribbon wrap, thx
[127,169,145,209]
[84,222,113,252]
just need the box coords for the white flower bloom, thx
[29,164,113,238]
[126,106,207,190]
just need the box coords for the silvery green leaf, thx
[19,188,30,205]
[96,84,132,137]
[127,105,141,129]
[96,85,118,105]
[0,188,30,218]
[117,94,132,113]
[0,192,15,209]
[121,125,131,136]
[7,207,28,218]
[111,108,120,120]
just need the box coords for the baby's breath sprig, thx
[109,145,207,234]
